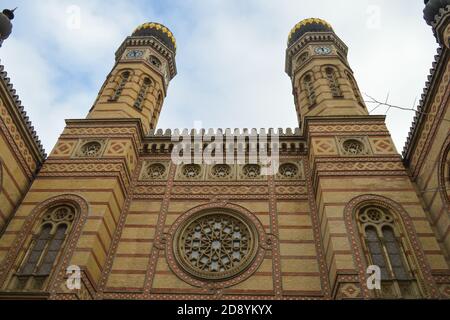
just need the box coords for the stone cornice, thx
[115,36,177,80]
[402,45,448,161]
[285,31,349,77]
[0,62,46,161]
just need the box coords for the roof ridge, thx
[0,60,46,158]
[402,45,443,158]
[147,128,302,138]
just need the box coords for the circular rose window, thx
[80,141,102,157]
[174,211,258,281]
[343,139,364,155]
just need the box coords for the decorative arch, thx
[301,72,316,107]
[110,69,133,101]
[343,194,439,299]
[0,194,89,292]
[296,51,310,67]
[165,201,269,291]
[134,75,153,110]
[322,65,342,97]
[438,133,450,206]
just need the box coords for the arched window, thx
[13,205,76,291]
[303,74,316,107]
[358,206,420,298]
[297,52,309,66]
[111,71,131,101]
[325,67,342,97]
[346,72,364,106]
[150,92,162,128]
[149,55,162,68]
[134,77,152,110]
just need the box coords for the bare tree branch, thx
[364,93,450,123]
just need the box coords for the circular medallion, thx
[80,141,102,157]
[211,164,231,178]
[343,139,365,155]
[279,163,298,178]
[173,211,258,281]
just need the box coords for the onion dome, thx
[288,18,333,47]
[0,8,16,42]
[132,22,176,52]
[424,0,450,25]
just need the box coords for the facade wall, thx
[0,12,449,300]
[307,117,446,298]
[0,72,44,259]
[406,55,450,260]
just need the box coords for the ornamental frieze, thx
[0,103,37,174]
[308,123,388,134]
[315,161,405,172]
[39,161,131,190]
[170,185,269,195]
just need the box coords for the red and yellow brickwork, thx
[0,10,449,300]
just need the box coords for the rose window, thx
[279,163,298,178]
[359,207,393,224]
[242,164,261,178]
[44,206,75,223]
[183,164,201,178]
[343,139,364,155]
[175,212,257,280]
[146,163,166,179]
[212,164,231,178]
[80,142,102,157]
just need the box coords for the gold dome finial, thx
[133,22,177,50]
[288,18,333,45]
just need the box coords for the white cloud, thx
[0,0,439,152]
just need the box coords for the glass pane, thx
[36,225,67,276]
[382,227,409,280]
[366,227,389,280]
[19,225,52,275]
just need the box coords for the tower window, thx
[111,71,131,101]
[303,74,316,107]
[149,55,162,68]
[325,67,342,98]
[297,52,309,66]
[357,206,420,298]
[134,77,152,110]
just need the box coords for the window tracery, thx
[242,164,261,179]
[13,205,76,291]
[303,74,316,107]
[325,67,342,97]
[80,141,102,158]
[134,77,152,110]
[358,206,420,298]
[111,71,130,101]
[175,211,257,280]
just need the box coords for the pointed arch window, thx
[325,67,342,97]
[303,74,316,107]
[13,205,76,291]
[358,206,420,298]
[134,77,152,110]
[111,71,131,101]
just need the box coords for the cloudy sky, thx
[1,0,438,153]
